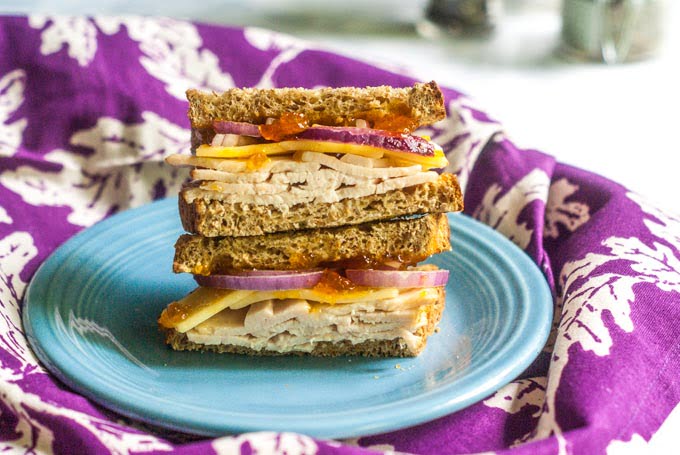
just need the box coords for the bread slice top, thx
[187,81,446,148]
[174,212,451,274]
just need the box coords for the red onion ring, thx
[213,120,261,137]
[194,270,324,291]
[297,126,435,157]
[345,269,449,288]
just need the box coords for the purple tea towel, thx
[0,15,678,455]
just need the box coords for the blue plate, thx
[23,198,552,439]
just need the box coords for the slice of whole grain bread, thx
[187,81,446,150]
[173,213,451,274]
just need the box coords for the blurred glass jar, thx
[561,0,668,63]
[418,0,503,36]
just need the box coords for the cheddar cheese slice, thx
[159,286,401,333]
[196,140,448,170]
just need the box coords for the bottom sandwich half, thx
[159,285,446,357]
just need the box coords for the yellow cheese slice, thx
[159,288,256,333]
[387,148,448,169]
[196,140,448,169]
[197,140,384,159]
[274,287,399,305]
[159,286,400,333]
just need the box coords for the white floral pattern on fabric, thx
[0,111,189,227]
[607,402,680,454]
[28,16,98,66]
[340,438,403,454]
[483,377,547,417]
[528,192,680,454]
[244,27,311,88]
[482,377,548,448]
[627,192,680,291]
[425,99,501,191]
[99,16,235,99]
[542,177,593,354]
[480,192,680,454]
[29,16,235,98]
[0,69,27,158]
[473,168,551,250]
[213,432,318,455]
[0,206,10,224]
[0,231,173,454]
[544,178,591,239]
[0,232,38,369]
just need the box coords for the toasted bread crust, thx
[179,173,462,237]
[173,213,451,274]
[187,81,446,150]
[161,287,445,357]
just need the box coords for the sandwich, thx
[159,81,463,357]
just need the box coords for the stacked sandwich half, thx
[159,81,463,357]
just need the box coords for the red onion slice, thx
[297,126,435,157]
[213,120,261,137]
[345,269,449,288]
[194,270,324,290]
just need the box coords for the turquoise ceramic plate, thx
[23,198,552,439]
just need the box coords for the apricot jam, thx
[158,302,188,328]
[158,287,231,328]
[246,152,271,170]
[312,270,357,293]
[352,102,418,134]
[289,251,314,269]
[370,114,419,135]
[259,112,309,141]
[321,254,417,270]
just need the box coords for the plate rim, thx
[22,197,553,439]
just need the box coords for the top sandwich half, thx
[166,81,463,238]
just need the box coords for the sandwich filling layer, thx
[174,151,440,207]
[159,286,443,354]
[187,287,438,353]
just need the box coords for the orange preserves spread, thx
[259,112,309,141]
[370,114,419,134]
[158,287,233,328]
[256,109,418,141]
[246,152,271,170]
[322,254,416,271]
[313,270,357,293]
[158,301,188,327]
